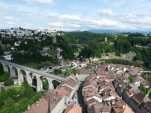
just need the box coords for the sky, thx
[0,0,151,31]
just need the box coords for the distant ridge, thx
[88,28,151,34]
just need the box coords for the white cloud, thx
[32,0,54,4]
[1,0,151,31]
[4,16,14,20]
[85,18,132,30]
[48,21,81,31]
[0,3,9,13]
[120,16,151,27]
[5,21,17,26]
[47,11,151,31]
[98,8,151,30]
[99,9,114,16]
[24,0,54,4]
[46,11,127,31]
[87,19,119,27]
[58,14,81,22]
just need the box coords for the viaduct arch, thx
[0,60,65,92]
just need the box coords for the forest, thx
[1,31,151,69]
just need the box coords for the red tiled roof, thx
[92,105,112,113]
[25,76,79,113]
[24,95,49,113]
[56,86,72,96]
[131,92,145,105]
[64,104,82,113]
[141,102,151,113]
[64,76,78,88]
[82,68,125,113]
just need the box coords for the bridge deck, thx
[0,60,66,81]
[141,71,151,73]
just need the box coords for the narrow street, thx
[77,82,87,113]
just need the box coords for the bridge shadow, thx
[52,80,60,89]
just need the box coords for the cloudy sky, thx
[0,0,151,31]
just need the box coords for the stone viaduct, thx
[0,60,65,92]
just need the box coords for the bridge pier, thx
[37,78,43,92]
[17,68,24,85]
[34,74,43,92]
[1,63,9,73]
[47,78,54,90]
[25,71,33,87]
[9,65,17,78]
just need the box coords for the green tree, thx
[128,75,134,83]
[114,39,131,55]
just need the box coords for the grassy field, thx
[102,59,142,67]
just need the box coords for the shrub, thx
[4,79,14,86]
[54,69,63,75]
[0,83,43,113]
[128,75,134,83]
[0,73,9,82]
[138,84,150,95]
[42,79,49,90]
